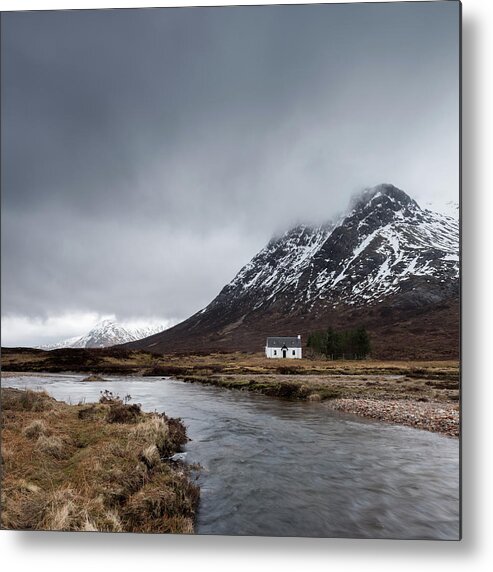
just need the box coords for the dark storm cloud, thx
[1,2,459,334]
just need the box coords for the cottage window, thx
[274,350,277,356]
[292,350,296,356]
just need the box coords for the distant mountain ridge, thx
[40,319,164,350]
[124,184,460,359]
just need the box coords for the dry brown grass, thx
[1,350,459,439]
[1,388,54,411]
[1,387,199,533]
[1,347,459,381]
[131,417,168,451]
[35,434,67,459]
[140,445,161,469]
[178,369,460,408]
[23,419,51,439]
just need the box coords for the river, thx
[3,374,460,539]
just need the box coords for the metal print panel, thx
[0,1,461,539]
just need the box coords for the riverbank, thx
[1,347,459,379]
[1,387,199,532]
[1,348,460,437]
[1,374,460,538]
[175,372,459,437]
[327,398,458,437]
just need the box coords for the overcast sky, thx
[1,2,460,346]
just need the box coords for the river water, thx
[3,374,460,539]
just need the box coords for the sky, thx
[1,1,460,347]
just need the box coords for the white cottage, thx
[265,335,302,359]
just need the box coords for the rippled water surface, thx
[3,374,460,539]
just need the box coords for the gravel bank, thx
[327,398,459,437]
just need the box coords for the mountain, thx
[40,319,164,350]
[125,184,460,359]
[421,199,459,221]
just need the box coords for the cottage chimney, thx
[297,334,301,339]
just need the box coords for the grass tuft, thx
[23,419,50,439]
[2,388,54,412]
[35,435,66,459]
[140,444,161,469]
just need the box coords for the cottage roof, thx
[266,336,301,348]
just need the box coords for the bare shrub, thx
[99,390,142,423]
[106,402,141,424]
[99,389,118,404]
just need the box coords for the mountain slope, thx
[126,184,459,359]
[40,319,164,350]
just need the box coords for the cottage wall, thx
[265,347,302,359]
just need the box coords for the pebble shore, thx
[327,398,459,437]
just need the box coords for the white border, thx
[2,0,492,571]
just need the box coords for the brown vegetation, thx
[1,349,460,437]
[1,347,459,380]
[176,372,459,436]
[177,369,459,401]
[1,388,199,532]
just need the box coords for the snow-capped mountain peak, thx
[125,183,459,358]
[39,319,165,350]
[349,183,419,214]
[207,184,458,313]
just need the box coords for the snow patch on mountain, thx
[208,184,459,313]
[39,319,165,350]
[421,199,459,221]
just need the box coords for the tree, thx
[307,325,371,360]
[353,326,371,358]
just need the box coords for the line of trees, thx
[307,326,371,360]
